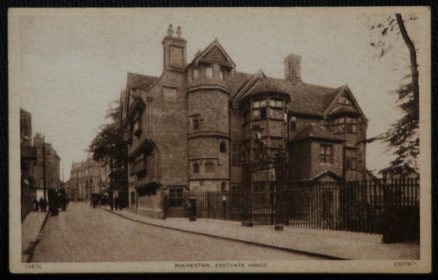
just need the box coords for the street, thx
[31,202,323,262]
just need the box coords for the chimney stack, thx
[284,54,302,84]
[162,24,186,72]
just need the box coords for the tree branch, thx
[396,13,419,120]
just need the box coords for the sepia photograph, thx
[8,7,431,273]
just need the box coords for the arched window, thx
[193,119,200,130]
[220,142,227,153]
[193,162,200,173]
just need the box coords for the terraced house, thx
[120,25,368,218]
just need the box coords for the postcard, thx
[9,7,431,273]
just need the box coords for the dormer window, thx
[205,66,213,79]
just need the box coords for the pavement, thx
[21,211,49,262]
[106,207,420,260]
[31,202,320,262]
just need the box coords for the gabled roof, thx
[246,78,291,99]
[229,70,266,103]
[228,71,341,116]
[225,71,254,101]
[309,170,343,182]
[327,106,360,116]
[127,72,159,91]
[324,85,367,124]
[291,123,345,142]
[286,82,339,116]
[187,39,236,69]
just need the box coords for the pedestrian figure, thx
[33,199,39,211]
[38,197,47,212]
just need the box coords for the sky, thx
[12,8,427,180]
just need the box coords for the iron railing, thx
[166,178,419,238]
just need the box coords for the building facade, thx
[121,25,368,218]
[20,109,37,221]
[32,133,61,200]
[68,158,110,201]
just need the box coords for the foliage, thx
[369,13,419,171]
[89,100,128,173]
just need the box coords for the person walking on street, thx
[33,199,39,212]
[38,197,47,212]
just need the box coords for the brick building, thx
[20,109,37,221]
[32,133,61,200]
[120,25,368,218]
[68,158,110,202]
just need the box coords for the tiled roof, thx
[244,78,291,99]
[127,72,158,90]
[291,123,345,142]
[225,71,254,98]
[286,82,340,116]
[227,71,341,116]
[187,39,236,69]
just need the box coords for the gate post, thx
[274,148,288,230]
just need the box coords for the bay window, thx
[252,99,267,119]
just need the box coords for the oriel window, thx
[252,99,267,119]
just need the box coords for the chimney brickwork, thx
[284,53,302,84]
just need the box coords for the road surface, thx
[32,202,323,262]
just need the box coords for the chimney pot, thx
[284,54,302,84]
[167,24,174,37]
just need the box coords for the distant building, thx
[20,109,37,221]
[68,158,110,201]
[32,133,61,200]
[120,25,368,218]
